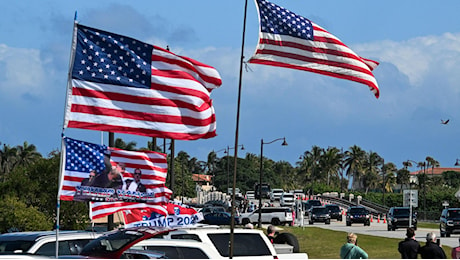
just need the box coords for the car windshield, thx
[349,208,367,214]
[327,206,340,212]
[394,208,410,217]
[312,207,328,214]
[0,240,34,254]
[448,210,460,218]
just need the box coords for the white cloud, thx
[0,44,46,100]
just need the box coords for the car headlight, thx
[447,220,454,226]
[394,218,398,222]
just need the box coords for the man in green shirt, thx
[340,232,368,259]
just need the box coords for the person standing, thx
[419,232,446,259]
[266,225,277,244]
[340,232,368,259]
[451,238,460,259]
[398,228,420,259]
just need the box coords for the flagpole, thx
[56,12,79,258]
[230,0,248,258]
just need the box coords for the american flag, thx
[64,23,222,139]
[249,0,380,98]
[90,201,169,220]
[59,137,172,203]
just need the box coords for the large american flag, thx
[248,0,380,98]
[64,23,222,139]
[59,137,172,203]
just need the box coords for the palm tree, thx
[320,147,343,187]
[383,162,397,193]
[344,145,366,191]
[114,138,137,150]
[396,168,410,191]
[0,144,18,182]
[362,151,382,193]
[425,156,440,178]
[14,141,41,169]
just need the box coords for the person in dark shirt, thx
[419,232,446,259]
[266,225,277,243]
[80,169,96,186]
[133,168,147,192]
[398,228,420,259]
[91,164,123,189]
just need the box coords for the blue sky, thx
[2,0,460,173]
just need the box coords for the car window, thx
[312,208,328,214]
[393,208,410,216]
[349,208,367,214]
[171,234,201,242]
[146,245,210,259]
[207,233,272,257]
[0,240,34,254]
[448,210,460,218]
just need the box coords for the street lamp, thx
[215,145,245,193]
[258,137,288,228]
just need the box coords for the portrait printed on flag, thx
[59,137,169,203]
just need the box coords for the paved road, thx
[294,217,459,248]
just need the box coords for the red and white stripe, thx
[249,18,379,98]
[65,48,222,140]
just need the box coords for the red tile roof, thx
[192,174,212,182]
[410,167,460,175]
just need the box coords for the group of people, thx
[338,228,450,259]
[398,228,447,259]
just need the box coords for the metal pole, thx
[258,139,264,228]
[230,0,248,257]
[107,132,115,231]
[227,147,230,193]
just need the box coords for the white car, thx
[132,238,222,258]
[0,230,102,257]
[280,192,295,207]
[240,207,293,226]
[161,226,307,259]
[270,189,284,201]
[245,190,255,200]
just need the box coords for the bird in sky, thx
[441,119,450,125]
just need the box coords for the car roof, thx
[0,230,98,242]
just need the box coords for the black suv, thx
[440,207,460,237]
[346,206,370,226]
[309,206,331,225]
[302,199,322,215]
[325,204,343,221]
[387,206,417,231]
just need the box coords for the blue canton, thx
[64,137,107,174]
[72,24,153,89]
[257,0,314,40]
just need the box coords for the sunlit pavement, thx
[293,216,459,248]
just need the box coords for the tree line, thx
[1,139,460,233]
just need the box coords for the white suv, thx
[240,207,293,226]
[132,238,222,258]
[280,192,295,207]
[270,189,284,202]
[0,230,102,256]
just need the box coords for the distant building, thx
[409,167,460,184]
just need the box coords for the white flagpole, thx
[56,12,79,258]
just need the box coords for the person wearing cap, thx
[340,232,368,259]
[419,232,446,259]
[398,228,420,259]
[451,238,460,259]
